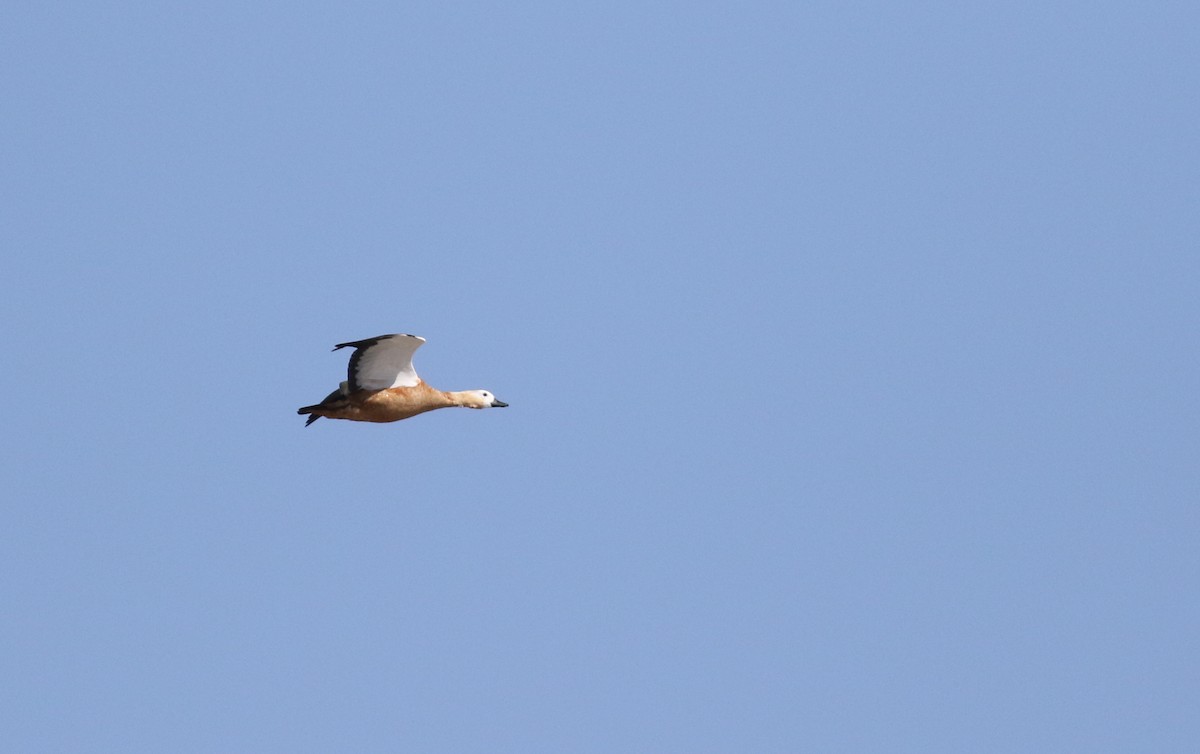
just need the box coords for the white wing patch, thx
[339,334,426,391]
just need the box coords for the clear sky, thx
[2,2,1197,752]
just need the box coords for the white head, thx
[459,390,509,409]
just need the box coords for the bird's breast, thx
[350,384,451,422]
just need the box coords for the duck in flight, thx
[298,333,507,426]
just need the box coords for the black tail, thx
[297,404,322,426]
[299,386,348,427]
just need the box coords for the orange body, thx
[299,381,473,424]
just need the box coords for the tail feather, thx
[297,404,323,426]
[298,386,349,427]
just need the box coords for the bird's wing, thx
[334,334,426,391]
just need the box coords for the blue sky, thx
[2,2,1197,751]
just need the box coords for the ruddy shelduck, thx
[298,333,508,426]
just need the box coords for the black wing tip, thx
[332,333,423,351]
[332,334,398,351]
